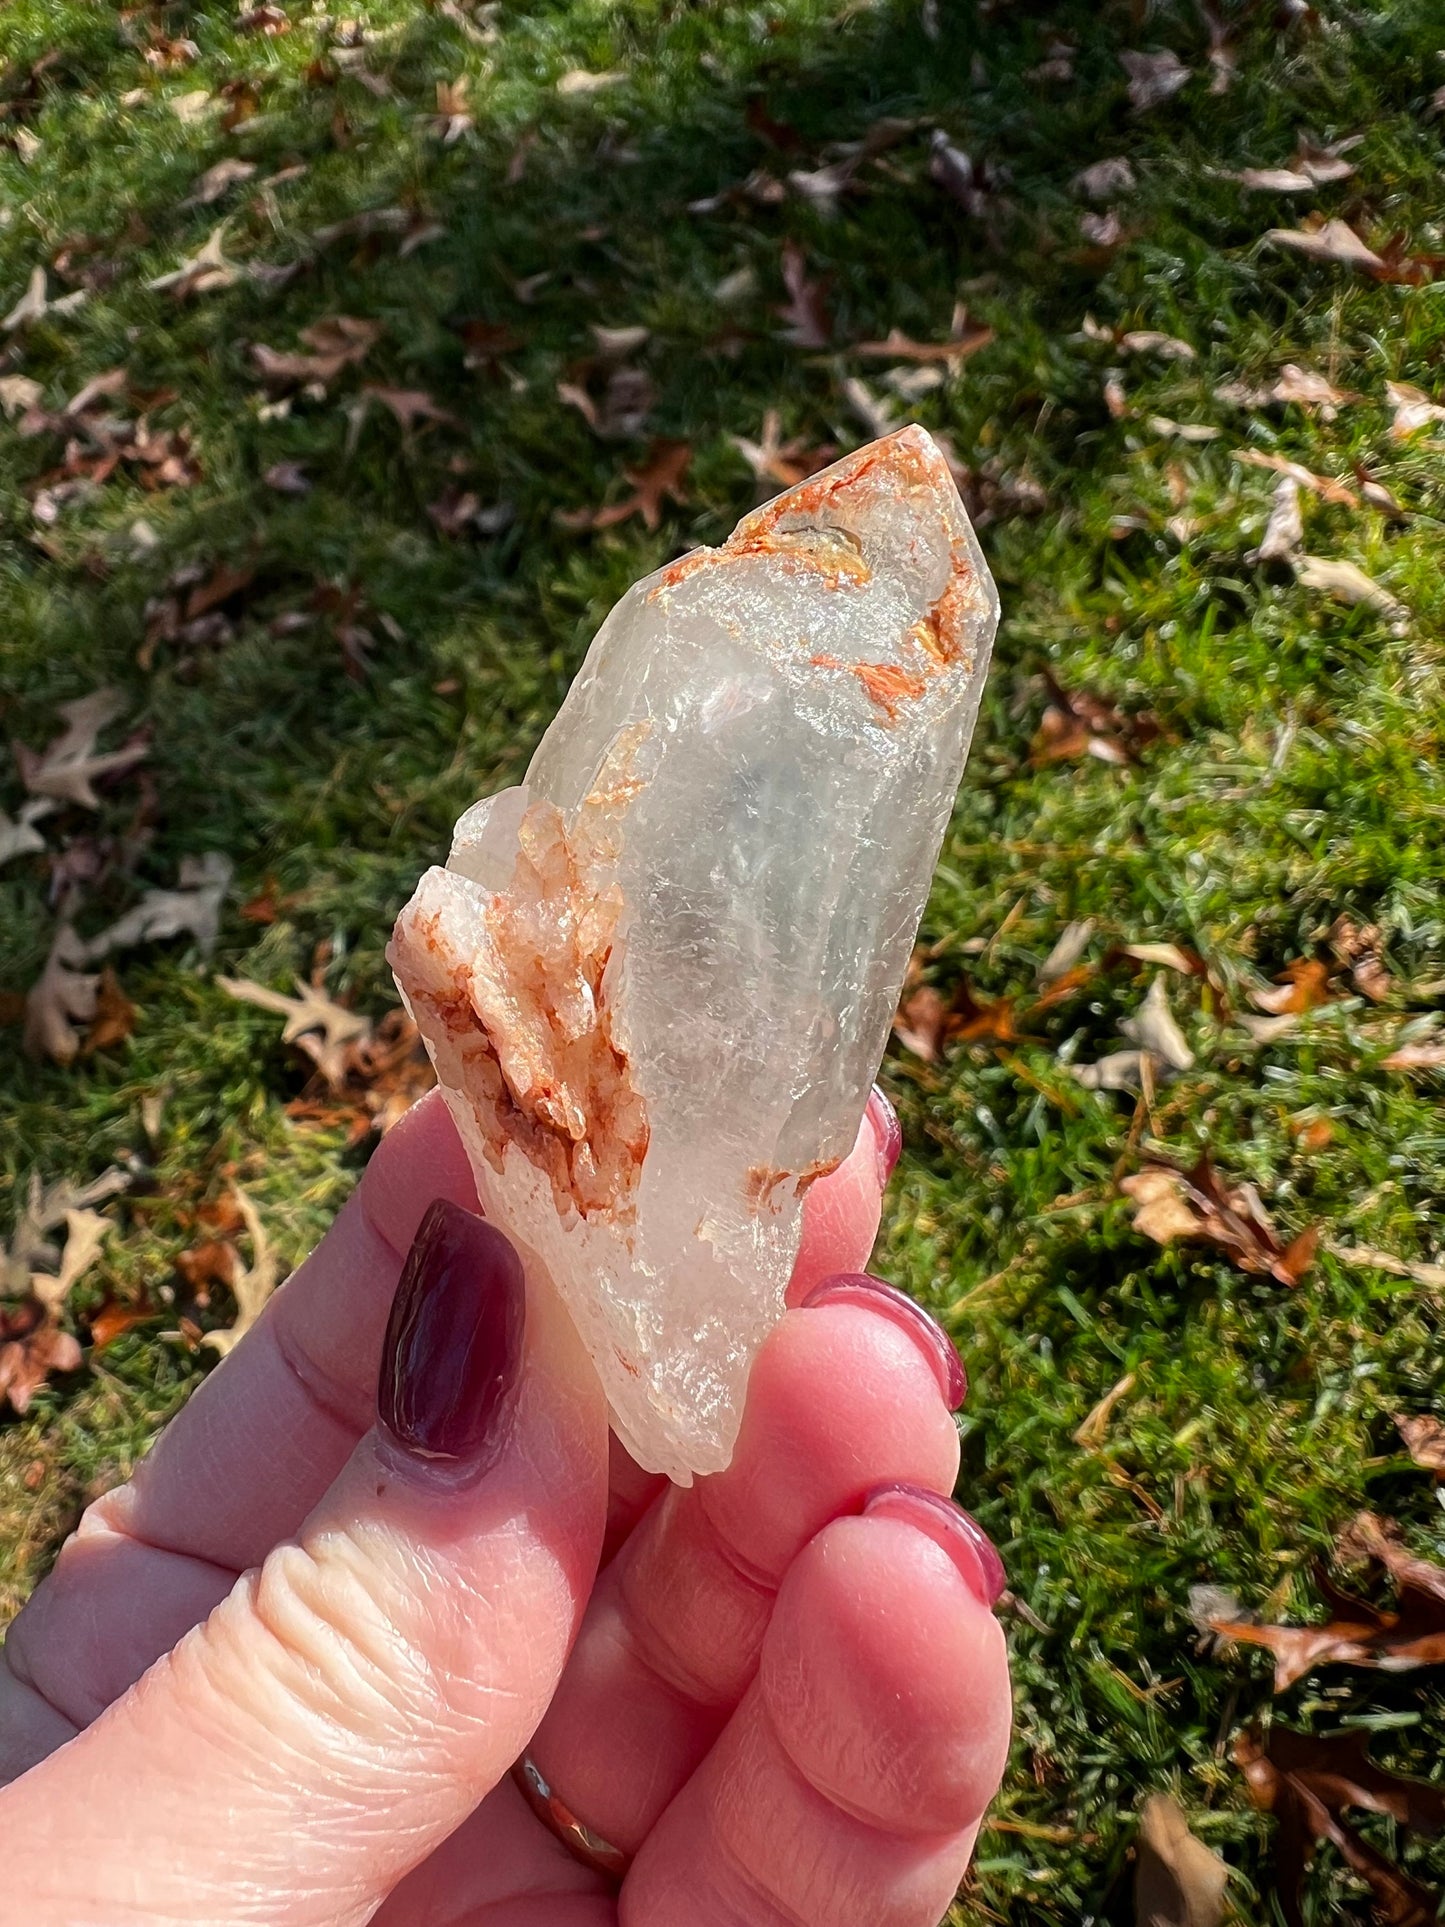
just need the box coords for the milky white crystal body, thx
[389,426,998,1481]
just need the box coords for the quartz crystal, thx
[388,426,998,1481]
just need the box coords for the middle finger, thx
[524,1275,967,1857]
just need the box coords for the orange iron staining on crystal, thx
[389,427,998,1483]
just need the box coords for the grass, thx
[3,0,1445,1916]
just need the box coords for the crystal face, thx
[388,427,999,1481]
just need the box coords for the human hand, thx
[0,1089,1010,1925]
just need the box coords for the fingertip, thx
[360,1088,480,1256]
[761,1510,1012,1837]
[788,1106,885,1304]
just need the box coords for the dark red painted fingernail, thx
[801,1272,966,1410]
[866,1083,902,1184]
[863,1484,1006,1608]
[378,1198,525,1469]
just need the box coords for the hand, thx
[0,1089,1010,1925]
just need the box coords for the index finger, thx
[0,1086,890,1775]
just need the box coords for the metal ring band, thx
[511,1753,632,1882]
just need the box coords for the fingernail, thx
[801,1272,966,1411]
[378,1198,525,1468]
[862,1484,1006,1608]
[866,1083,902,1185]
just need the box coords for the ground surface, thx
[3,0,1444,1919]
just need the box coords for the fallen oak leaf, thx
[0,1305,82,1415]
[1085,318,1197,361]
[1030,673,1163,768]
[1070,1048,1161,1094]
[218,971,371,1087]
[430,74,473,142]
[1120,975,1195,1071]
[249,313,381,389]
[0,1183,126,1412]
[1072,156,1136,200]
[776,239,832,349]
[1231,447,1359,507]
[1120,1153,1319,1286]
[853,321,994,365]
[199,1190,280,1357]
[1246,474,1304,565]
[1037,919,1096,985]
[729,412,836,490]
[1215,1516,1445,1691]
[1397,1415,1445,1479]
[81,852,232,962]
[23,924,98,1065]
[2,1167,130,1296]
[12,688,148,809]
[1293,554,1407,628]
[263,460,310,494]
[146,223,238,299]
[30,1206,112,1314]
[4,266,60,332]
[182,156,257,206]
[555,68,625,96]
[1386,380,1445,440]
[82,967,137,1055]
[1229,166,1315,193]
[558,439,692,533]
[0,373,45,416]
[1235,1724,1445,1927]
[1265,217,1384,274]
[355,384,462,437]
[1271,363,1356,410]
[1134,1793,1229,1927]
[1329,915,1391,1002]
[1381,1040,1445,1072]
[1120,49,1191,112]
[1250,957,1335,1016]
[0,799,54,868]
[87,1291,159,1349]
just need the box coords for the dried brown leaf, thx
[776,239,832,349]
[1231,447,1359,507]
[1266,217,1384,273]
[23,924,98,1065]
[1382,1041,1445,1072]
[1120,1153,1318,1287]
[854,322,994,365]
[1250,957,1334,1016]
[1134,1792,1229,1927]
[82,967,137,1055]
[1387,381,1445,440]
[1246,475,1304,564]
[200,1191,280,1357]
[218,972,370,1089]
[12,689,147,810]
[1120,49,1191,113]
[558,439,692,533]
[82,852,231,962]
[1397,1415,1445,1478]
[1293,554,1407,626]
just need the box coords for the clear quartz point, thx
[388,426,999,1481]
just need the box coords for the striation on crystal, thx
[388,426,999,1482]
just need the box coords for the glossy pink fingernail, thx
[866,1083,902,1184]
[863,1483,1006,1608]
[801,1272,966,1410]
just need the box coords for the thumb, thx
[0,1202,609,1927]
